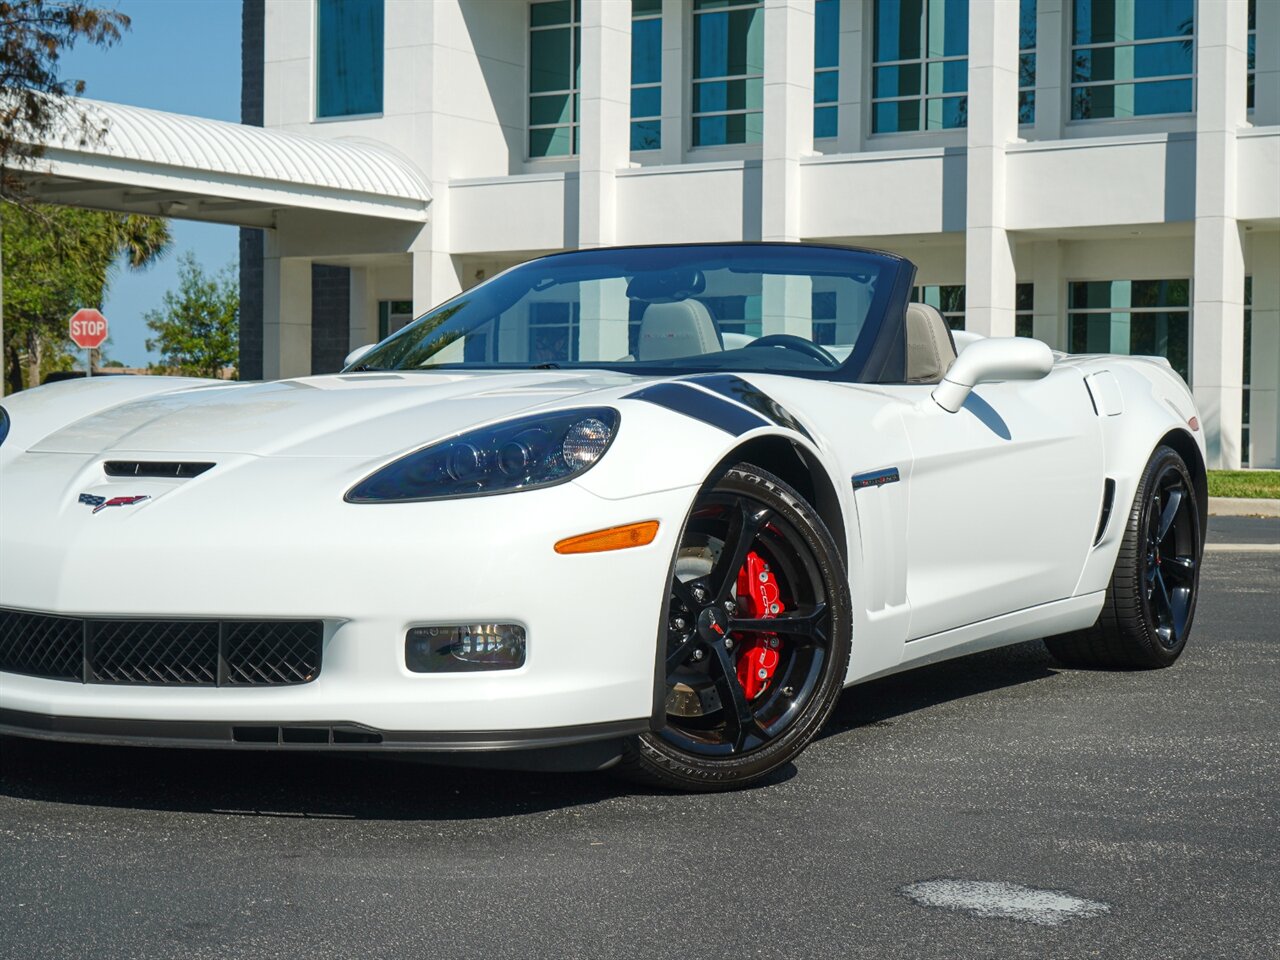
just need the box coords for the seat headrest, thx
[905,302,958,384]
[636,299,722,361]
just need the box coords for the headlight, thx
[346,407,620,503]
[0,406,9,448]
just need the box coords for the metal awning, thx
[16,99,432,227]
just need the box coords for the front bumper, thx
[0,463,698,738]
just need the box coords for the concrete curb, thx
[1209,496,1280,518]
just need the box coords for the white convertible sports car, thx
[0,243,1206,790]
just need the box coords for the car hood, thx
[27,370,643,459]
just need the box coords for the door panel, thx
[896,368,1104,641]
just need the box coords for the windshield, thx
[353,244,911,380]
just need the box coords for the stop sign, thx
[69,309,109,350]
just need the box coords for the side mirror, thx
[344,343,378,369]
[932,337,1054,413]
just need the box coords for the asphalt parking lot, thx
[1,517,1276,960]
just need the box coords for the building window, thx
[1071,0,1194,120]
[1247,0,1256,111]
[872,0,969,134]
[913,284,966,331]
[1015,283,1034,338]
[692,0,764,147]
[812,290,838,344]
[1243,276,1252,465]
[1020,0,1036,124]
[315,0,384,118]
[1068,279,1190,382]
[814,0,839,139]
[529,301,581,362]
[529,0,580,158]
[377,300,413,340]
[632,0,662,150]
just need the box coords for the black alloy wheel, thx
[618,463,851,791]
[1143,462,1199,649]
[1046,445,1202,669]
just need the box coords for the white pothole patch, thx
[901,879,1111,926]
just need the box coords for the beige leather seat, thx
[905,302,957,383]
[636,299,722,361]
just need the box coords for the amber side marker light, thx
[555,520,660,555]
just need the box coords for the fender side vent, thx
[1094,478,1116,546]
[104,461,215,479]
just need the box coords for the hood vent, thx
[104,460,215,479]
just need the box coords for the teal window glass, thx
[632,0,662,151]
[814,0,839,139]
[1071,0,1195,119]
[1020,0,1036,123]
[1015,282,1034,338]
[316,0,384,118]
[912,284,966,331]
[1243,276,1252,464]
[1247,0,1256,110]
[529,0,580,157]
[1067,279,1191,381]
[873,0,969,133]
[693,0,764,146]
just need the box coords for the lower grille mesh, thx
[0,609,322,686]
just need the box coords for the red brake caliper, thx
[734,551,783,699]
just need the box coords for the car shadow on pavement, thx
[819,638,1059,740]
[0,642,1057,820]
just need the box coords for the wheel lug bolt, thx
[693,649,705,661]
[724,638,734,650]
[692,586,706,602]
[672,617,686,631]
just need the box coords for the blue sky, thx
[60,0,242,366]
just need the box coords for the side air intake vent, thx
[1094,478,1117,546]
[104,461,214,479]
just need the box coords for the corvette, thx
[0,243,1206,790]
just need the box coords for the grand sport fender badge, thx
[78,493,151,514]
[851,468,900,490]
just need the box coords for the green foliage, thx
[1207,470,1280,500]
[144,253,238,380]
[2,201,170,391]
[0,1,131,196]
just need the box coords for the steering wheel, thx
[744,334,840,368]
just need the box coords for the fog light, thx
[405,624,526,673]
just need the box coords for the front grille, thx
[0,609,322,686]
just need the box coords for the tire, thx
[1045,445,1202,670]
[617,462,852,791]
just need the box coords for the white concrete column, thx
[659,0,686,165]
[762,274,814,337]
[1246,231,1280,469]
[1253,0,1280,125]
[835,0,865,154]
[762,0,815,242]
[262,254,312,381]
[1032,0,1065,140]
[1192,0,1249,468]
[411,242,462,321]
[964,0,1021,337]
[1031,239,1063,346]
[348,266,379,352]
[579,277,631,361]
[579,1,632,248]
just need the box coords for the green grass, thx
[1207,469,1280,499]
